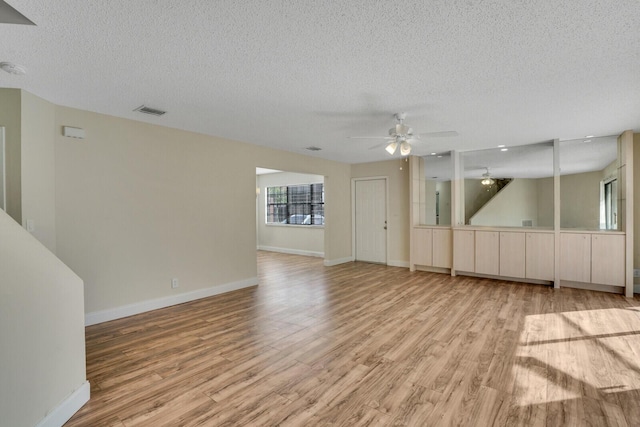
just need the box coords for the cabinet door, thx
[525,233,554,281]
[560,233,591,282]
[413,228,433,266]
[453,230,475,272]
[433,229,452,268]
[591,234,625,286]
[475,231,499,275]
[500,232,525,278]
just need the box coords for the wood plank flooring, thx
[65,251,640,426]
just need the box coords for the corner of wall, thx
[0,88,22,222]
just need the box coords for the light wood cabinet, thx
[560,233,591,282]
[475,231,499,275]
[433,229,452,268]
[453,230,475,272]
[413,227,624,290]
[412,228,433,267]
[500,232,525,278]
[412,228,452,269]
[591,234,625,286]
[525,233,554,281]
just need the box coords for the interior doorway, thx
[353,178,387,264]
[255,168,325,258]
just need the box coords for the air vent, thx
[306,146,322,151]
[133,105,166,116]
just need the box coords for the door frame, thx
[351,176,389,264]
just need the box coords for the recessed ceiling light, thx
[0,62,26,75]
[583,139,592,143]
[500,148,508,152]
[437,155,443,158]
[585,135,594,138]
[497,145,505,148]
[431,152,436,155]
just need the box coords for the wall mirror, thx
[461,142,554,228]
[0,127,5,212]
[559,136,619,231]
[418,152,452,226]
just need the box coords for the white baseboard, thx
[258,245,324,258]
[324,256,354,267]
[388,260,410,268]
[36,381,90,427]
[85,277,258,326]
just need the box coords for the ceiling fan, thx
[349,113,458,156]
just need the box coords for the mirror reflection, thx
[461,142,554,228]
[419,152,452,226]
[559,136,619,231]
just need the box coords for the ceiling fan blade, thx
[368,141,390,150]
[348,136,394,140]
[419,131,459,138]
[0,1,36,25]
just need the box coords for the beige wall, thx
[0,89,57,252]
[0,208,86,427]
[436,181,452,226]
[54,105,352,314]
[0,88,22,222]
[560,170,602,230]
[537,177,554,227]
[351,159,410,266]
[424,179,437,225]
[21,90,57,252]
[257,171,324,255]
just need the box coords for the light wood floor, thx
[66,251,640,426]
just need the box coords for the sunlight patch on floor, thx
[514,307,640,406]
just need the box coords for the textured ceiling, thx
[1,1,639,164]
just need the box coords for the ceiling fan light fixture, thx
[351,112,457,157]
[385,141,398,155]
[400,141,411,156]
[481,167,494,186]
[481,177,495,186]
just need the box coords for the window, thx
[601,178,618,230]
[266,183,324,225]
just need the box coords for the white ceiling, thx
[255,167,281,175]
[1,1,639,164]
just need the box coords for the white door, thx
[355,178,386,263]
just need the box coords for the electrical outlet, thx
[25,219,35,232]
[171,278,179,288]
[634,269,640,278]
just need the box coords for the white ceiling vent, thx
[133,105,166,116]
[306,146,322,151]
